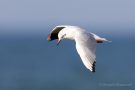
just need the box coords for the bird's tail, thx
[100,38,111,42]
[91,33,111,43]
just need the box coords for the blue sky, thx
[0,0,135,36]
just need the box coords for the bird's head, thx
[47,25,76,45]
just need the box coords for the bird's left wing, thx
[75,32,97,72]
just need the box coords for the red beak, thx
[47,34,51,41]
[57,39,61,45]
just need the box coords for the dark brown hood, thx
[47,27,65,41]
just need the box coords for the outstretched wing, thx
[75,32,97,72]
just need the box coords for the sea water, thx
[0,34,134,90]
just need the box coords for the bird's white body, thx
[48,25,109,72]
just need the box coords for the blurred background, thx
[0,0,135,90]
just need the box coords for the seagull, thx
[47,25,110,72]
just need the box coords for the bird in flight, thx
[47,25,110,72]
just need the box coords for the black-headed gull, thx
[47,25,109,72]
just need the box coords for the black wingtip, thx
[92,61,96,72]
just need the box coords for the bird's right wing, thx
[75,33,97,72]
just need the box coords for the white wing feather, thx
[75,32,97,72]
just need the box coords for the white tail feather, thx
[101,38,112,42]
[91,33,111,42]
